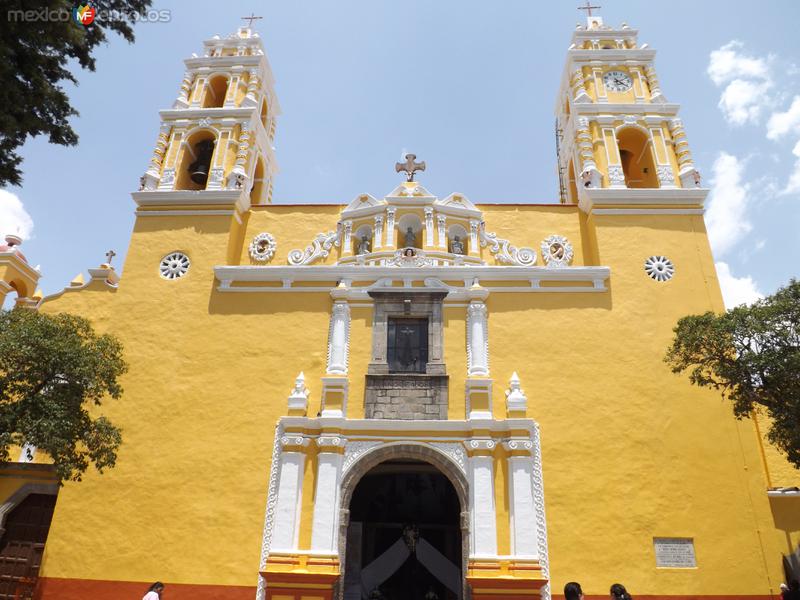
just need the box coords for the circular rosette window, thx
[540,234,574,267]
[248,232,277,263]
[159,252,190,280]
[644,255,675,282]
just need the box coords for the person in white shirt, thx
[142,581,164,600]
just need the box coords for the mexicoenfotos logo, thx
[73,4,96,26]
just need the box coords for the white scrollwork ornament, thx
[540,235,574,268]
[249,232,277,263]
[479,228,536,266]
[287,231,340,266]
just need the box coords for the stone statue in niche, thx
[357,234,371,255]
[450,235,464,255]
[404,226,416,248]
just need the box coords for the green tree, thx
[0,309,127,481]
[665,279,800,469]
[0,0,152,186]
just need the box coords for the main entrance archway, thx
[338,444,469,600]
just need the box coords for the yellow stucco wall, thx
[30,201,789,595]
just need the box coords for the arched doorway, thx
[339,445,469,600]
[616,126,659,188]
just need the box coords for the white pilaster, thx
[326,301,351,375]
[424,207,434,247]
[373,215,384,250]
[342,220,353,255]
[437,214,447,249]
[503,439,539,559]
[270,436,309,552]
[310,436,346,553]
[467,301,489,377]
[385,208,396,248]
[466,440,498,557]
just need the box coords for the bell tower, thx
[134,24,279,211]
[555,13,703,206]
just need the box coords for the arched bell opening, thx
[250,155,266,205]
[339,446,468,600]
[202,75,230,108]
[174,130,217,191]
[354,225,374,256]
[396,214,422,250]
[617,126,659,188]
[446,224,468,255]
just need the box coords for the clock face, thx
[603,70,633,92]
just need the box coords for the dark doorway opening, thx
[344,460,461,600]
[0,493,57,600]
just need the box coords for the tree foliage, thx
[0,0,152,186]
[665,279,800,469]
[0,309,127,481]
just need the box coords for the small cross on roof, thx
[577,0,601,16]
[241,13,263,28]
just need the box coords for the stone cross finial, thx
[241,13,263,28]
[577,0,601,16]
[395,154,426,182]
[105,250,116,265]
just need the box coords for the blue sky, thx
[2,0,799,307]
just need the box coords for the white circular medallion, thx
[540,235,574,267]
[159,252,190,280]
[248,232,277,263]
[644,255,674,282]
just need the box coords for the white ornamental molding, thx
[540,235,574,268]
[388,249,435,268]
[530,422,550,588]
[258,422,284,571]
[288,231,340,266]
[429,442,467,474]
[249,232,277,263]
[479,228,537,267]
[644,255,675,282]
[467,439,496,452]
[159,252,190,280]
[342,441,382,474]
[656,165,676,187]
[608,166,625,187]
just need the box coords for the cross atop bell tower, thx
[554,16,705,208]
[133,23,281,214]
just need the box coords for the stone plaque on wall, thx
[654,537,696,568]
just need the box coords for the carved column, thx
[467,300,489,377]
[503,439,540,558]
[342,221,353,255]
[310,435,345,553]
[174,71,194,109]
[373,215,384,250]
[466,439,498,556]
[270,436,309,552]
[244,68,260,107]
[669,118,701,187]
[469,220,480,256]
[437,214,447,250]
[326,301,350,375]
[207,127,229,190]
[570,67,591,102]
[424,207,434,248]
[226,123,250,190]
[644,65,665,102]
[575,117,602,188]
[141,123,171,190]
[384,208,396,248]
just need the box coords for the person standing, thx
[564,582,584,600]
[143,581,165,600]
[610,583,632,600]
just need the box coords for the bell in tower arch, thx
[189,139,215,185]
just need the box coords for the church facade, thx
[1,14,798,600]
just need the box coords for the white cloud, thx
[707,41,773,126]
[715,262,763,308]
[781,140,800,195]
[717,79,772,125]
[0,189,34,240]
[707,41,771,85]
[766,95,800,140]
[705,152,752,257]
